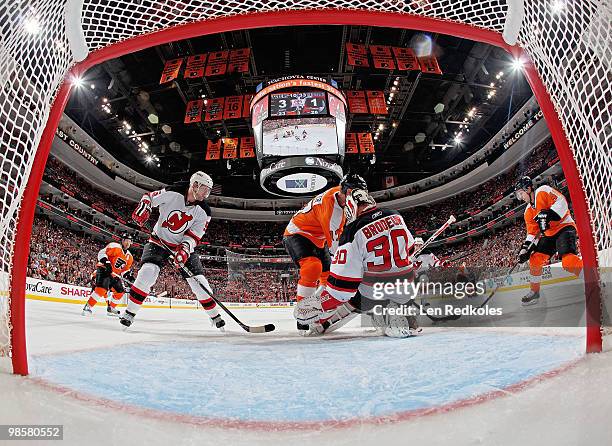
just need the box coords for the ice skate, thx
[81,303,93,316]
[521,290,540,306]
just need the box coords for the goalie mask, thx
[344,189,376,224]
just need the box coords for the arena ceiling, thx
[65,25,534,198]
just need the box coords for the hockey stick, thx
[411,215,456,260]
[477,260,522,309]
[151,235,275,333]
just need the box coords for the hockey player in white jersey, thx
[412,237,447,277]
[311,189,420,337]
[120,171,225,330]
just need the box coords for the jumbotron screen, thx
[262,117,339,156]
[269,91,327,117]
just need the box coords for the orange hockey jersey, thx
[284,186,346,252]
[523,185,576,241]
[97,242,134,276]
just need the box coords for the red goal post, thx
[1,1,609,375]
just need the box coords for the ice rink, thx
[1,289,612,446]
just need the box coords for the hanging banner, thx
[160,58,183,83]
[205,50,229,76]
[346,43,369,67]
[205,97,225,121]
[242,94,253,118]
[366,91,388,115]
[345,133,359,154]
[393,47,420,71]
[346,90,369,114]
[223,96,244,120]
[418,55,443,75]
[184,54,207,79]
[228,48,251,73]
[223,138,238,159]
[184,99,204,124]
[240,136,255,158]
[206,140,221,160]
[370,45,396,70]
[358,133,375,153]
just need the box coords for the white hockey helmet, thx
[190,171,213,198]
[344,188,376,224]
[414,237,424,245]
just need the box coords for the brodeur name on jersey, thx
[325,208,416,305]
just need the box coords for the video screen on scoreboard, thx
[262,117,339,156]
[269,91,328,117]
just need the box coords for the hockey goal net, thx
[0,1,610,374]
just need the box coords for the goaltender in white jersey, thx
[120,171,225,330]
[296,189,420,337]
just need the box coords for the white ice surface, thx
[1,292,611,446]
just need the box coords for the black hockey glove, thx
[123,271,135,283]
[101,258,113,275]
[534,209,561,232]
[518,240,535,263]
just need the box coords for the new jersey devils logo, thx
[162,210,193,234]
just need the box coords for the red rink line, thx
[25,357,583,432]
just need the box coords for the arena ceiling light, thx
[147,113,159,124]
[23,17,40,35]
[511,58,524,71]
[71,75,83,88]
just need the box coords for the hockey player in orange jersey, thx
[283,173,368,331]
[515,176,583,305]
[82,233,135,316]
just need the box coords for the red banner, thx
[358,133,375,153]
[418,56,443,75]
[206,140,221,160]
[346,90,369,114]
[160,58,183,83]
[346,43,369,67]
[366,91,388,115]
[184,54,207,79]
[205,97,225,121]
[242,94,253,118]
[223,138,238,159]
[184,99,204,124]
[370,45,396,70]
[205,51,229,76]
[345,133,358,154]
[392,47,420,71]
[228,48,250,73]
[223,96,243,120]
[239,136,255,158]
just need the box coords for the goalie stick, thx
[151,234,275,334]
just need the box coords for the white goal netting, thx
[1,1,610,364]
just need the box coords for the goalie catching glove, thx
[132,195,152,227]
[173,242,190,268]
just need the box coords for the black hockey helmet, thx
[340,173,368,193]
[121,232,133,241]
[515,175,533,192]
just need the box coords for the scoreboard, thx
[249,75,348,197]
[269,91,327,117]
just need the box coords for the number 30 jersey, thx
[326,208,416,302]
